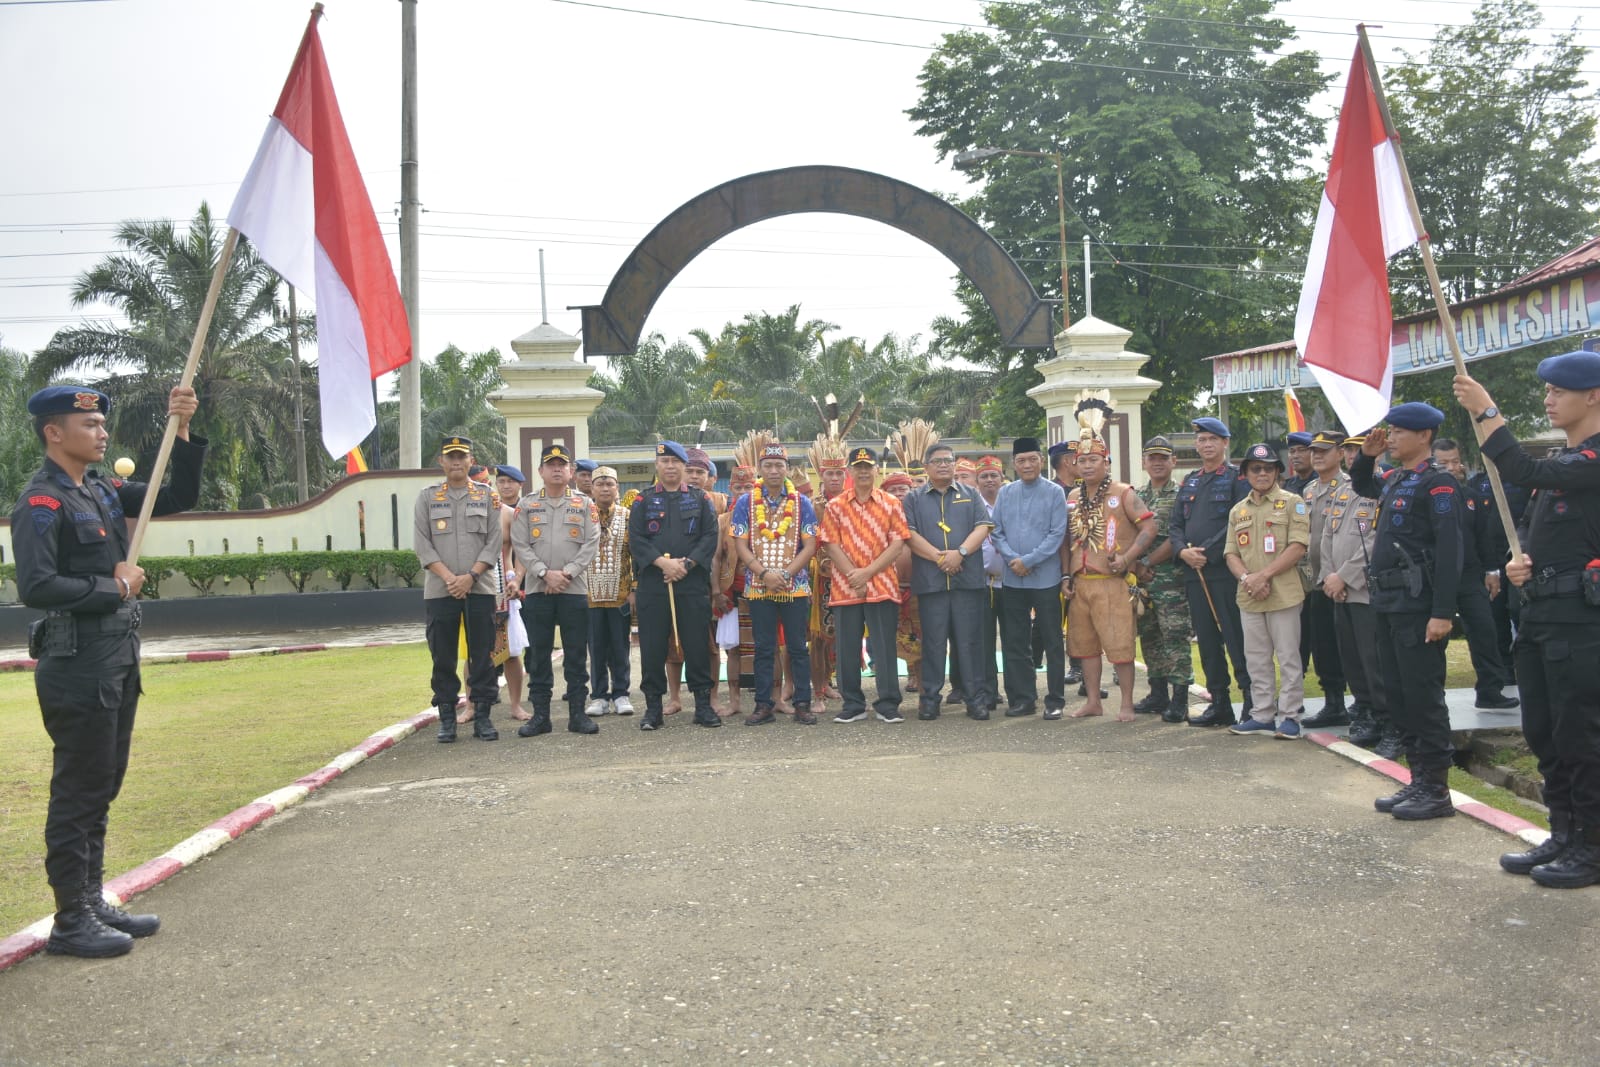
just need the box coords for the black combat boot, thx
[568,700,599,734]
[640,701,665,731]
[1391,765,1455,821]
[472,702,499,741]
[1134,679,1169,714]
[692,691,722,727]
[1302,690,1350,728]
[1188,696,1235,728]
[46,886,133,958]
[1530,824,1600,889]
[85,882,159,939]
[1162,685,1190,723]
[436,703,458,743]
[1502,811,1571,875]
[1346,704,1381,747]
[1374,775,1427,813]
[1374,726,1404,761]
[517,705,552,738]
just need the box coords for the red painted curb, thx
[0,932,46,971]
[185,650,231,662]
[0,658,38,672]
[294,767,342,791]
[208,802,278,840]
[105,857,184,900]
[355,734,396,757]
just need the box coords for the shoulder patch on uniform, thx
[1431,484,1455,513]
[29,494,60,510]
[1294,501,1306,514]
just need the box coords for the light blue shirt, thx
[990,476,1068,588]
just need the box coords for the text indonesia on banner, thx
[227,9,410,459]
[1293,45,1419,437]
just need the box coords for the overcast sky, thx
[2,0,1595,389]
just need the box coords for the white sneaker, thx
[612,696,634,716]
[586,698,610,717]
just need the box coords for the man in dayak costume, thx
[731,440,821,725]
[1062,392,1158,722]
[716,431,769,718]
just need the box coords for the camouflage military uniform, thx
[1136,479,1194,685]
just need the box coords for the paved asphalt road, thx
[1,692,1594,1065]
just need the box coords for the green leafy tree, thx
[588,333,735,446]
[31,203,319,509]
[909,0,1327,438]
[0,342,44,507]
[1380,0,1600,447]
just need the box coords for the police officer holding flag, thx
[12,384,206,958]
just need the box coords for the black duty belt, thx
[1524,573,1582,601]
[70,606,141,633]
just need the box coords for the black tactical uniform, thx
[1452,468,1516,707]
[1350,431,1463,820]
[12,392,205,957]
[1481,420,1600,886]
[629,454,719,730]
[1169,458,1253,723]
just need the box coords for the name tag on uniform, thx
[1264,533,1277,554]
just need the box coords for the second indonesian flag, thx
[228,8,411,459]
[1293,45,1419,438]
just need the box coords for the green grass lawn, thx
[0,643,432,934]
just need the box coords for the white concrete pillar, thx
[1027,315,1161,478]
[488,322,604,478]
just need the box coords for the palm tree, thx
[31,203,315,509]
[0,342,44,506]
[589,334,739,446]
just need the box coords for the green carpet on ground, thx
[0,643,433,934]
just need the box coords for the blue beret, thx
[1047,441,1074,459]
[1192,417,1231,439]
[574,458,599,473]
[655,440,688,463]
[1537,350,1600,391]
[1286,431,1313,447]
[1385,402,1445,431]
[28,385,111,417]
[494,464,526,484]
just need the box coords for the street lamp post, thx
[954,147,1071,329]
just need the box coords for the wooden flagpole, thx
[126,227,240,568]
[1355,25,1520,554]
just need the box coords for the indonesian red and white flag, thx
[228,10,410,459]
[1294,45,1419,437]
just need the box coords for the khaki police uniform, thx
[414,477,502,713]
[511,489,601,716]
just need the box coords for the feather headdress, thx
[808,431,847,475]
[734,429,779,473]
[1074,389,1114,457]
[808,392,854,473]
[891,418,940,475]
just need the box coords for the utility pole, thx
[398,0,422,469]
[287,285,309,502]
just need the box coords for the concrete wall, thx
[0,470,441,602]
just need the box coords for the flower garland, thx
[753,479,798,541]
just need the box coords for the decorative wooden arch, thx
[574,165,1056,357]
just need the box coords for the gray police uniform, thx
[1300,473,1347,706]
[1319,478,1390,739]
[413,480,501,713]
[511,490,601,719]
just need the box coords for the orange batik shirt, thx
[818,487,910,606]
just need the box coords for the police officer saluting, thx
[1350,403,1463,821]
[12,384,206,958]
[1456,355,1600,887]
[631,440,721,731]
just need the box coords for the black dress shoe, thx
[1301,705,1351,728]
[945,690,965,706]
[918,705,940,720]
[967,706,990,721]
[1187,704,1236,728]
[1005,703,1037,718]
[1475,692,1520,710]
[1077,682,1108,699]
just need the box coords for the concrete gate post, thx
[488,322,605,479]
[1028,315,1161,477]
